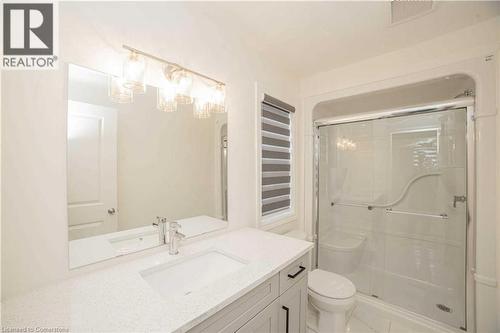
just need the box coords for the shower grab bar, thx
[330,202,449,219]
[385,208,448,220]
[330,172,442,210]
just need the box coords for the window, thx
[260,94,294,221]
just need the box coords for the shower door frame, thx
[312,97,476,332]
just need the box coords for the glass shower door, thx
[316,108,467,329]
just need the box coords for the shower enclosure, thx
[314,99,474,331]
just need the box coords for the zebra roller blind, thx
[261,94,295,217]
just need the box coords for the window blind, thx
[261,94,294,217]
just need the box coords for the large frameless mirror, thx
[67,64,228,268]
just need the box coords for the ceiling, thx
[188,1,500,77]
[63,1,500,79]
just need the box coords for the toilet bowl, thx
[308,269,356,333]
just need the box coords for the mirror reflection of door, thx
[67,100,118,240]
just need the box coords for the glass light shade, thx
[172,70,193,104]
[193,98,211,119]
[123,51,146,94]
[336,137,356,151]
[208,84,226,113]
[108,75,133,103]
[157,80,177,112]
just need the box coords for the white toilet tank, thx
[318,230,366,274]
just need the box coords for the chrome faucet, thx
[168,221,185,255]
[153,216,168,245]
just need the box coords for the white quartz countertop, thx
[2,228,313,332]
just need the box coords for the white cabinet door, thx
[279,277,308,333]
[67,100,118,240]
[237,300,280,333]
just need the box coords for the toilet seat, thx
[308,269,356,300]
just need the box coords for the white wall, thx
[301,17,500,333]
[496,47,500,332]
[1,2,300,299]
[116,101,221,230]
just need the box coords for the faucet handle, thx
[153,216,168,226]
[168,220,181,230]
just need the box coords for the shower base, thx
[307,293,463,333]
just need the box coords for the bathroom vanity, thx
[189,251,309,333]
[2,228,313,332]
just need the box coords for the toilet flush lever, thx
[453,195,466,208]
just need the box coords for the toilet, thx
[308,269,356,333]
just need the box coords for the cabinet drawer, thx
[279,254,309,294]
[188,274,279,333]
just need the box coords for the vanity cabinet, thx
[237,276,307,333]
[188,253,309,333]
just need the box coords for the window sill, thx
[260,211,296,231]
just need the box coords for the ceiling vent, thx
[391,0,433,25]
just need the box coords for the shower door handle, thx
[453,195,466,208]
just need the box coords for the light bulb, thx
[194,98,211,119]
[108,75,133,103]
[208,84,226,113]
[336,137,356,151]
[157,79,177,112]
[172,70,193,104]
[123,51,146,94]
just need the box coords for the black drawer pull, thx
[282,306,289,333]
[287,265,306,279]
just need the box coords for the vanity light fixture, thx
[193,98,211,119]
[122,51,146,94]
[109,75,133,103]
[157,83,177,113]
[172,69,193,105]
[336,137,357,151]
[208,83,226,113]
[108,44,226,118]
[156,66,177,112]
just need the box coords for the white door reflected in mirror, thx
[67,101,118,239]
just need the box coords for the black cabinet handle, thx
[282,305,289,333]
[287,265,306,279]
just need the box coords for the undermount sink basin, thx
[140,250,247,298]
[109,231,159,255]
